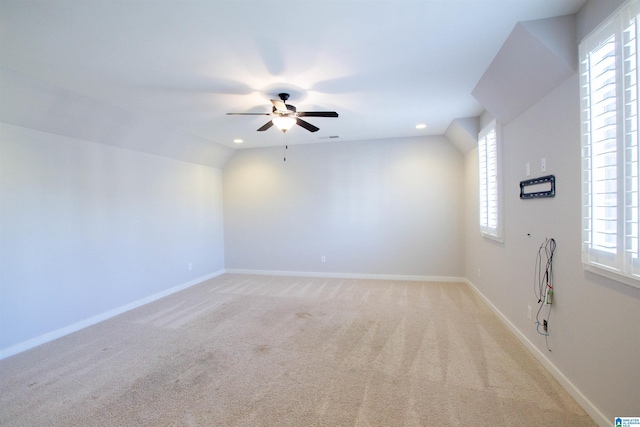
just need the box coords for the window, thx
[580,0,640,287]
[478,119,503,241]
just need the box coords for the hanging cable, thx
[533,238,555,351]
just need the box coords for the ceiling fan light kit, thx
[227,92,338,133]
[272,116,297,132]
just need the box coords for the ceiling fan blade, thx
[296,118,320,132]
[271,99,288,112]
[226,112,270,115]
[257,120,274,131]
[297,111,339,118]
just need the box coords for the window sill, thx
[583,263,640,290]
[481,232,504,244]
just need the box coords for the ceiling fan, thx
[226,93,338,133]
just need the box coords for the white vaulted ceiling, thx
[0,0,587,155]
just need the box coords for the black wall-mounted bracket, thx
[520,175,555,199]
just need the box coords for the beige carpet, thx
[0,274,594,426]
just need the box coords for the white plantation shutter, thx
[479,120,502,240]
[580,0,640,286]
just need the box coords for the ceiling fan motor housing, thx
[272,104,296,115]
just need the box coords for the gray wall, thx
[0,123,225,354]
[224,136,465,278]
[577,0,626,40]
[465,76,640,423]
[0,67,234,169]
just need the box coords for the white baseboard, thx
[464,278,609,427]
[0,270,225,361]
[225,268,465,283]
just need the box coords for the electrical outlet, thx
[188,263,192,271]
[543,319,548,332]
[321,256,326,263]
[527,305,532,320]
[541,157,547,172]
[526,162,531,176]
[477,268,481,278]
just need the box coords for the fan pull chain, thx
[283,133,288,162]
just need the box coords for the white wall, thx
[0,123,225,355]
[465,74,640,423]
[224,136,464,279]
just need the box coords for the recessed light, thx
[233,139,243,144]
[415,123,427,129]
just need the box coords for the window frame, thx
[478,119,503,242]
[580,0,640,288]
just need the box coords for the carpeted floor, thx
[0,274,594,426]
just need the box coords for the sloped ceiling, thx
[472,14,578,125]
[0,0,587,164]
